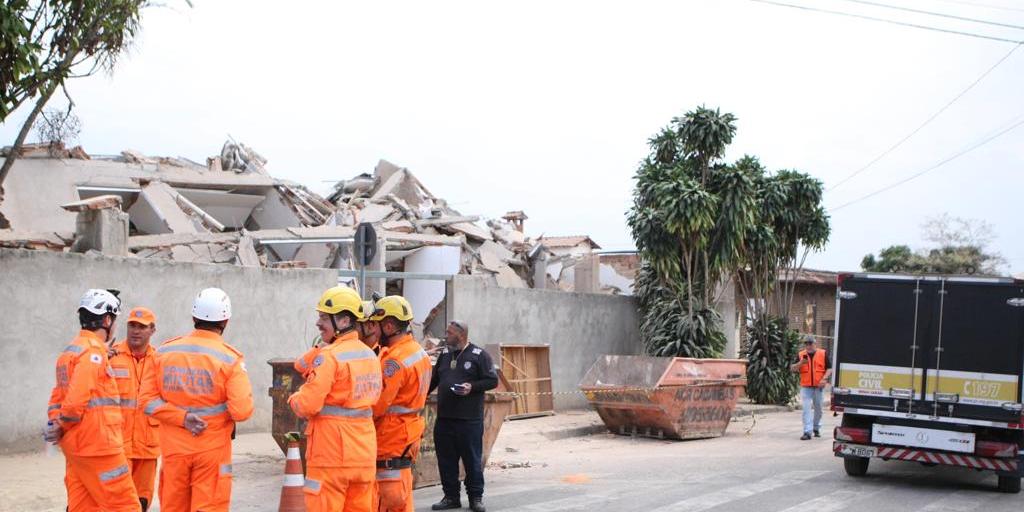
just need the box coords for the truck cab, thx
[831,273,1024,493]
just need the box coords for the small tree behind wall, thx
[737,160,830,405]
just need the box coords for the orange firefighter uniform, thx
[372,333,432,512]
[289,330,383,512]
[109,336,160,505]
[139,330,254,512]
[47,329,140,511]
[295,344,323,378]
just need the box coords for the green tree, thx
[861,214,1005,275]
[628,107,753,358]
[628,106,829,366]
[737,163,830,405]
[0,0,179,222]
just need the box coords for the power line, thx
[828,42,1022,191]
[829,115,1024,212]
[929,0,1024,14]
[837,0,1024,30]
[748,0,1024,43]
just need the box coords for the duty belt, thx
[376,457,413,470]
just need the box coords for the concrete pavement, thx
[412,410,1021,512]
[3,410,1020,511]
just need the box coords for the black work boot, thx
[432,496,462,510]
[469,497,487,512]
[813,429,821,438]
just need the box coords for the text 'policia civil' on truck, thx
[830,273,1024,493]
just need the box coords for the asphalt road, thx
[412,411,1023,512]
[3,410,1019,511]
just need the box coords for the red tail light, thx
[834,426,870,444]
[976,441,1018,458]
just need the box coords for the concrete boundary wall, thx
[0,249,336,454]
[447,276,642,410]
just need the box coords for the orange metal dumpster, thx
[268,358,514,488]
[579,355,747,440]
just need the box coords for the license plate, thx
[871,424,975,453]
[839,444,877,458]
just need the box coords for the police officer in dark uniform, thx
[429,320,498,512]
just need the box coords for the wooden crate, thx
[487,344,554,419]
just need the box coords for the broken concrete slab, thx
[129,232,239,249]
[60,195,122,212]
[370,169,409,203]
[446,221,491,242]
[174,193,225,232]
[382,219,415,233]
[356,203,394,224]
[121,149,155,164]
[418,215,480,228]
[235,235,260,267]
[134,181,201,234]
[0,231,74,250]
[477,240,514,273]
[495,265,527,288]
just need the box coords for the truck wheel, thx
[844,456,869,477]
[997,475,1021,494]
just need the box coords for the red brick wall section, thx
[735,283,837,353]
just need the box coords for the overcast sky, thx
[2,0,1022,273]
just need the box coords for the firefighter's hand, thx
[184,413,208,436]
[43,422,63,443]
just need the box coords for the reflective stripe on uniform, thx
[60,415,80,423]
[157,344,237,365]
[376,469,402,480]
[186,403,228,416]
[99,464,129,482]
[320,405,372,418]
[119,399,137,409]
[111,368,130,378]
[402,349,428,367]
[63,345,84,354]
[386,405,421,415]
[335,350,377,362]
[144,398,166,415]
[47,404,60,411]
[304,478,321,491]
[220,464,232,475]
[296,358,308,369]
[87,397,121,408]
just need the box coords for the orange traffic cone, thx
[278,436,306,512]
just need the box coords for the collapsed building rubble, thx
[0,142,634,297]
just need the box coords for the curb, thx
[542,424,608,441]
[731,405,793,418]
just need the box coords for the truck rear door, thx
[834,275,932,413]
[917,279,1024,423]
[834,274,1024,425]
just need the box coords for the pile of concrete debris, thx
[0,143,633,294]
[326,160,538,288]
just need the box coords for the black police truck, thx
[831,273,1024,493]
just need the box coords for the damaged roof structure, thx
[0,142,635,303]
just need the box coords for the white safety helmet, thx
[79,289,121,317]
[192,287,232,322]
